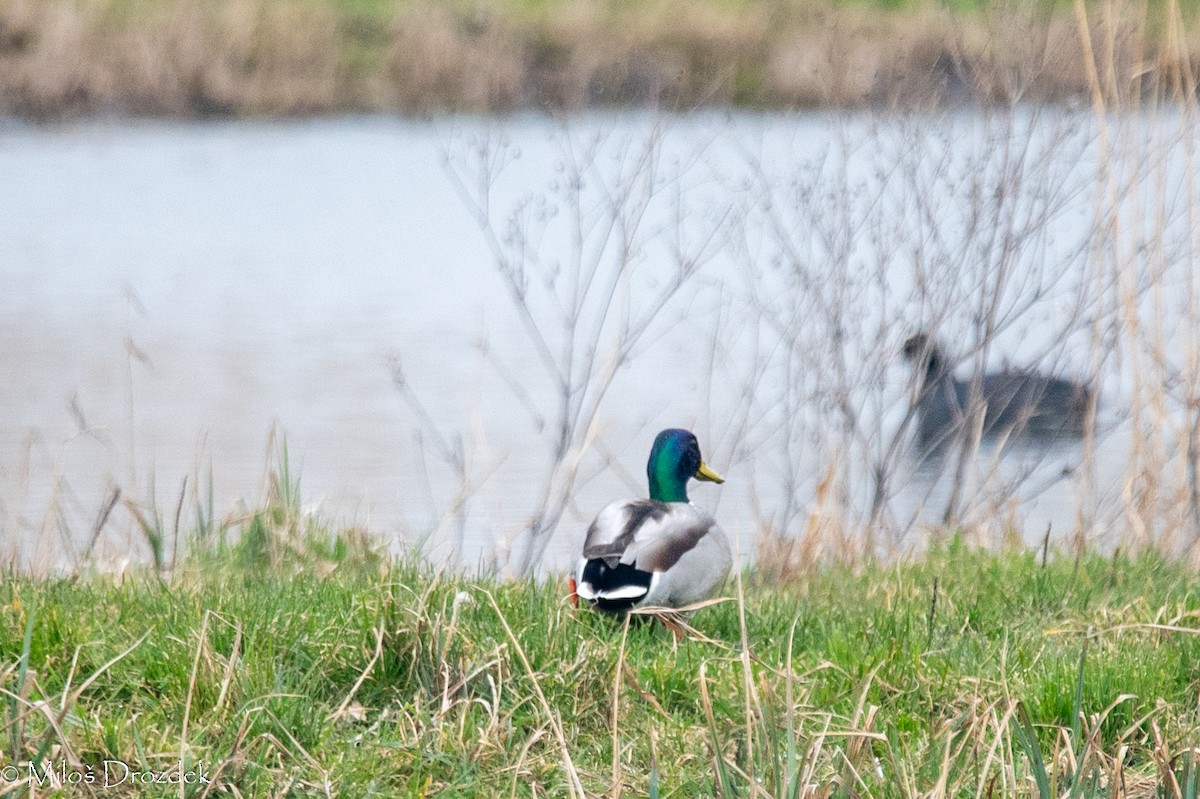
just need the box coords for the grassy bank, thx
[2,506,1199,796]
[3,0,1200,119]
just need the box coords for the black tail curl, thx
[579,559,652,612]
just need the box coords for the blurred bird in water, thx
[902,332,1093,451]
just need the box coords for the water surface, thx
[1,112,1179,572]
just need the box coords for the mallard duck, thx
[902,332,1094,451]
[572,428,731,613]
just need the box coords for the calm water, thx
[0,112,1181,572]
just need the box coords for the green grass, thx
[2,500,1199,797]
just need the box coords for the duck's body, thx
[902,333,1093,451]
[576,499,731,611]
[574,429,730,613]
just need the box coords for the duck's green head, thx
[647,428,724,503]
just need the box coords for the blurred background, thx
[4,0,1200,575]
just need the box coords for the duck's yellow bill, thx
[694,462,725,484]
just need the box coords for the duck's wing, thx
[582,499,716,573]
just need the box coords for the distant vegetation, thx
[3,0,1200,118]
[2,487,1199,796]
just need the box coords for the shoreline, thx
[3,0,1198,120]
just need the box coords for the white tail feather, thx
[596,583,649,600]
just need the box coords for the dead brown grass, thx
[385,5,527,112]
[0,0,349,118]
[117,0,346,116]
[3,0,1200,117]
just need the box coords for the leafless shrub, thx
[391,124,728,574]
[730,107,1135,566]
[400,51,1200,574]
[743,6,1200,574]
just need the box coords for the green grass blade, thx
[1013,703,1051,799]
[1064,633,1090,794]
[1184,751,1199,799]
[1071,634,1088,747]
[9,606,36,763]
